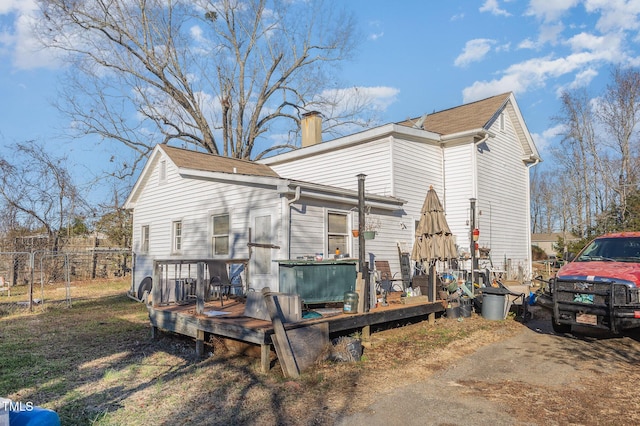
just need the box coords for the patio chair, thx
[207,260,242,306]
[374,261,403,293]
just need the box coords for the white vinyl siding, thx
[289,202,326,259]
[443,141,475,256]
[272,136,441,275]
[268,138,394,195]
[130,153,284,289]
[475,112,531,276]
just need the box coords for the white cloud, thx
[518,23,565,50]
[0,0,35,15]
[495,42,511,52]
[518,38,537,49]
[538,23,565,46]
[462,49,615,102]
[526,0,580,22]
[566,68,599,90]
[585,0,640,32]
[367,20,384,41]
[454,38,496,67]
[190,25,205,44]
[479,0,511,17]
[566,31,623,56]
[0,1,61,69]
[531,123,566,152]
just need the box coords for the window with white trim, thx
[172,220,182,253]
[141,225,150,253]
[211,213,230,256]
[328,211,348,256]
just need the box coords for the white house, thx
[124,92,540,297]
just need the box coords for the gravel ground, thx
[336,306,640,426]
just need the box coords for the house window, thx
[159,159,167,182]
[328,211,348,256]
[212,214,230,256]
[499,112,505,132]
[172,220,182,253]
[141,225,150,253]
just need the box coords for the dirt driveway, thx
[337,307,640,426]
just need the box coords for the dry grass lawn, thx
[0,279,524,425]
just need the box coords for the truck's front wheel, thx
[552,316,571,334]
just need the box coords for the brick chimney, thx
[301,111,322,147]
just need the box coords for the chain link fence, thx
[0,249,131,309]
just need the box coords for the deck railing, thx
[151,259,248,314]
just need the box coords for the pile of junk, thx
[437,270,531,321]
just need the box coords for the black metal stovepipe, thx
[357,174,369,312]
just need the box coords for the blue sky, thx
[1,0,640,203]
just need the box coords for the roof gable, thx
[124,145,280,208]
[399,93,510,135]
[399,92,539,162]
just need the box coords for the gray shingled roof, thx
[161,145,280,178]
[399,92,511,135]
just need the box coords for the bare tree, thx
[530,168,564,234]
[0,141,84,252]
[35,0,372,175]
[596,66,640,224]
[554,89,601,235]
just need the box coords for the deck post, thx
[361,324,371,347]
[196,329,205,358]
[150,325,158,339]
[152,261,161,308]
[260,344,271,373]
[196,262,205,315]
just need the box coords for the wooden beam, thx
[262,287,299,378]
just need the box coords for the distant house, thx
[124,92,540,296]
[531,232,580,257]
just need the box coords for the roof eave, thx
[260,124,440,166]
[440,128,493,142]
[178,168,283,186]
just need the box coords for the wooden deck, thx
[149,295,445,372]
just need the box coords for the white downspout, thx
[288,186,301,205]
[287,186,301,259]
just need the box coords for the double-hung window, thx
[328,211,348,256]
[172,220,182,253]
[212,214,230,256]
[141,225,150,253]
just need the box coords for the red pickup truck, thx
[538,232,640,334]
